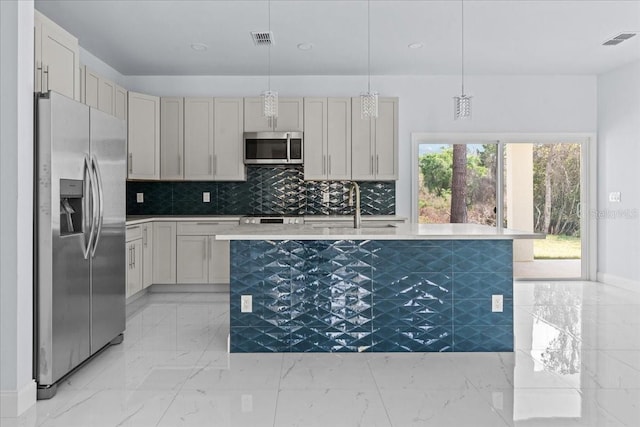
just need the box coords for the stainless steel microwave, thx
[243,131,303,165]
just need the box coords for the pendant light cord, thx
[268,0,271,91]
[367,0,371,93]
[461,0,465,96]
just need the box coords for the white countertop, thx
[126,216,242,226]
[126,215,407,226]
[215,223,544,241]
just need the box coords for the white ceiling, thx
[35,0,640,76]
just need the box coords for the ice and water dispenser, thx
[59,179,84,235]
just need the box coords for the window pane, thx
[418,143,497,225]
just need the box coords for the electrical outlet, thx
[203,192,211,203]
[241,295,252,313]
[492,294,504,312]
[136,193,144,203]
[609,191,621,203]
[322,191,330,204]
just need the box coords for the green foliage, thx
[532,144,581,236]
[419,148,452,196]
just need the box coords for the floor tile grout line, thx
[366,356,395,427]
[272,353,286,427]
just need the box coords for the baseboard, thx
[149,283,229,293]
[597,272,640,293]
[0,380,36,418]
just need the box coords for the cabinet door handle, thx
[35,61,42,93]
[212,154,217,175]
[376,155,379,174]
[209,237,212,261]
[178,153,181,175]
[209,154,213,174]
[128,153,133,174]
[328,155,332,175]
[274,117,277,130]
[43,65,49,93]
[371,155,374,174]
[322,155,326,175]
[143,227,147,247]
[133,244,136,267]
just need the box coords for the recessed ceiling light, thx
[190,43,208,51]
[297,43,313,51]
[408,42,424,49]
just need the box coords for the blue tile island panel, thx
[230,239,513,353]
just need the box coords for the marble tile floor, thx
[6,281,639,427]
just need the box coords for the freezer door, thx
[36,92,91,386]
[89,108,126,352]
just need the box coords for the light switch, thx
[136,193,144,203]
[203,192,211,203]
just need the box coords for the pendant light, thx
[262,0,278,120]
[361,0,378,119]
[454,0,472,120]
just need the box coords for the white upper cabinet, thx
[304,98,352,181]
[303,98,327,180]
[214,98,246,181]
[98,77,116,115]
[160,97,184,180]
[114,85,127,121]
[244,97,303,132]
[184,98,215,180]
[35,10,80,101]
[128,91,160,180]
[83,65,117,116]
[351,97,398,181]
[84,67,100,109]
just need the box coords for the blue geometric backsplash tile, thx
[230,239,513,353]
[127,166,395,216]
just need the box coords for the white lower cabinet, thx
[152,222,177,284]
[141,223,153,289]
[176,222,232,284]
[176,235,209,283]
[125,225,143,298]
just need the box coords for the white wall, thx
[0,0,35,417]
[125,74,597,218]
[597,60,640,284]
[79,46,127,86]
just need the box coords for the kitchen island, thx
[216,223,541,353]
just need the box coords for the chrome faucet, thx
[348,182,361,229]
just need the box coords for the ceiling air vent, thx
[602,32,637,46]
[251,31,274,46]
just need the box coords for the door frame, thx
[411,132,597,281]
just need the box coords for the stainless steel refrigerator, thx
[34,91,126,399]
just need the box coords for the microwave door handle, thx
[286,133,291,163]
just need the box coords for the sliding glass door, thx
[414,135,589,280]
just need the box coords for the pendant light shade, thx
[454,94,472,120]
[361,0,378,119]
[262,0,278,119]
[361,91,378,119]
[454,0,472,120]
[262,90,278,118]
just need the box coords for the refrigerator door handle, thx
[83,155,96,259]
[90,156,105,258]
